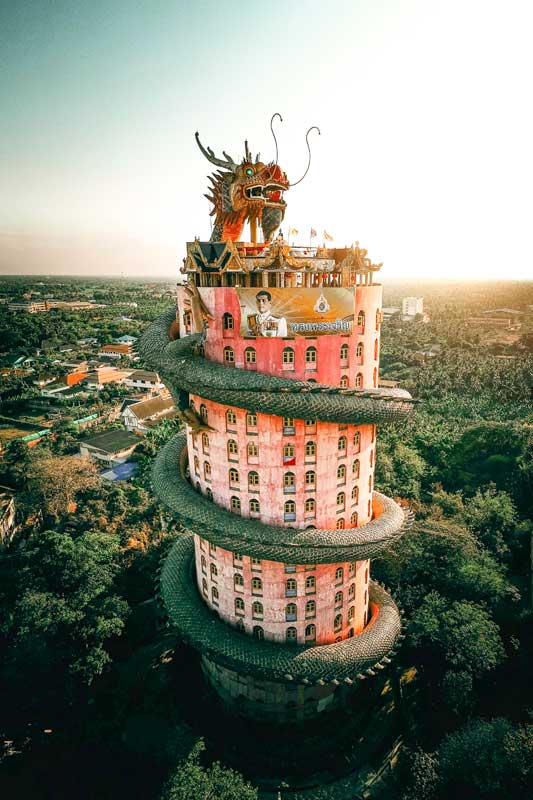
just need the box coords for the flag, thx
[310,228,317,238]
[289,227,299,236]
[323,230,333,241]
[283,454,296,466]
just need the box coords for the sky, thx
[1,0,532,281]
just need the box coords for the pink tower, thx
[140,131,415,722]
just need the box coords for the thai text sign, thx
[237,288,354,338]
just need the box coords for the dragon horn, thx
[195,132,238,171]
[244,140,252,162]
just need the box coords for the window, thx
[206,487,213,501]
[201,555,207,573]
[234,572,244,589]
[334,614,343,630]
[305,419,316,430]
[250,498,260,514]
[304,497,316,514]
[236,618,244,631]
[253,625,264,640]
[252,557,261,569]
[338,435,347,453]
[349,562,356,576]
[305,575,316,592]
[305,600,316,617]
[352,459,360,478]
[226,409,237,429]
[286,627,298,643]
[200,404,208,423]
[210,563,217,579]
[199,538,206,551]
[335,590,343,606]
[335,567,344,583]
[246,412,257,430]
[355,373,363,388]
[285,603,297,621]
[233,552,243,564]
[369,475,373,492]
[340,343,349,361]
[194,455,200,476]
[348,605,355,620]
[372,424,376,443]
[223,346,235,364]
[235,597,244,613]
[305,623,316,640]
[252,576,263,594]
[201,432,209,453]
[209,542,216,555]
[365,567,369,583]
[245,347,256,364]
[284,500,296,520]
[340,375,349,388]
[353,432,361,451]
[248,471,259,488]
[351,485,359,503]
[204,462,211,480]
[349,583,355,599]
[283,472,296,493]
[305,441,316,459]
[364,611,368,627]
[337,464,346,483]
[247,441,258,459]
[356,342,364,358]
[283,444,295,461]
[202,578,208,596]
[370,449,374,468]
[350,511,358,525]
[336,518,345,529]
[282,347,295,367]
[374,339,379,360]
[230,496,241,513]
[376,309,381,331]
[283,416,295,433]
[305,346,317,367]
[305,470,316,486]
[373,367,378,387]
[227,439,239,460]
[364,589,368,605]
[285,564,296,573]
[211,586,219,602]
[223,312,234,330]
[286,578,297,596]
[229,468,239,485]
[337,491,346,510]
[252,601,263,618]
[357,310,365,329]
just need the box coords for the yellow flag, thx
[289,227,299,236]
[323,230,334,241]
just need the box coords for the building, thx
[79,429,139,465]
[401,296,423,318]
[122,395,175,433]
[82,366,130,390]
[116,335,138,344]
[122,369,165,393]
[8,300,49,313]
[0,487,16,547]
[98,343,134,360]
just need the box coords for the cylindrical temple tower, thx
[140,131,415,723]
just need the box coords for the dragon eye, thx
[245,168,254,176]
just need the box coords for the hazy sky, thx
[1,0,532,280]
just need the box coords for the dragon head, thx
[195,132,289,242]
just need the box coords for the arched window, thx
[236,618,244,631]
[200,404,208,423]
[244,347,256,364]
[364,610,368,627]
[283,472,296,491]
[357,310,365,329]
[201,432,209,453]
[226,409,237,429]
[370,449,374,468]
[235,596,245,613]
[250,498,260,514]
[246,412,257,430]
[335,590,343,606]
[282,347,295,366]
[234,572,244,589]
[230,496,241,513]
[375,309,381,331]
[374,339,379,360]
[283,444,295,461]
[349,562,356,576]
[206,487,213,501]
[286,627,298,643]
[335,567,344,583]
[364,589,368,604]
[368,499,372,517]
[305,600,316,617]
[305,441,316,459]
[353,458,360,477]
[351,485,359,503]
[355,373,363,388]
[284,500,296,519]
[334,613,343,630]
[201,555,207,573]
[285,603,297,621]
[193,455,200,475]
[247,441,258,459]
[336,518,345,529]
[350,511,358,525]
[305,575,316,592]
[252,576,263,594]
[373,367,378,387]
[305,470,316,486]
[252,601,263,618]
[223,346,235,364]
[340,343,349,362]
[337,491,346,510]
[349,583,355,599]
[229,468,239,485]
[304,497,316,514]
[227,439,238,460]
[305,346,317,366]
[348,605,355,620]
[338,435,347,453]
[202,578,208,596]
[365,567,369,583]
[211,586,219,602]
[305,623,316,640]
[248,471,259,488]
[356,342,364,358]
[253,625,264,640]
[340,375,349,388]
[204,462,211,480]
[369,475,373,492]
[286,578,297,596]
[223,312,234,330]
[210,563,217,579]
[353,431,361,451]
[337,464,346,482]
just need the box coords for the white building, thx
[122,369,165,393]
[122,395,175,433]
[402,297,424,318]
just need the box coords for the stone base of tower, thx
[201,655,348,722]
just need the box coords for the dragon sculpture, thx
[195,132,289,242]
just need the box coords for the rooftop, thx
[80,429,139,454]
[127,395,174,420]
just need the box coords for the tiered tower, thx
[140,130,415,722]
